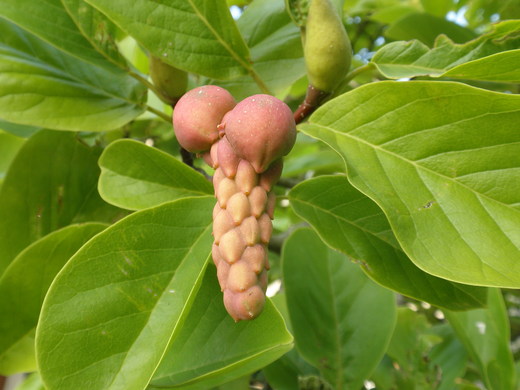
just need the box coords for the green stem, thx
[342,62,376,85]
[128,70,175,106]
[146,105,171,123]
[249,68,272,95]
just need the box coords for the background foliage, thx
[0,0,519,389]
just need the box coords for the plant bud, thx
[173,85,235,152]
[222,95,296,173]
[304,0,352,92]
[149,55,188,105]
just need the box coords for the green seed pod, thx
[149,55,188,105]
[303,0,352,92]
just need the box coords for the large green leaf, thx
[283,228,396,389]
[289,175,487,310]
[61,0,129,68]
[36,197,214,390]
[0,119,41,138]
[300,81,520,288]
[0,19,146,131]
[85,0,251,80]
[0,130,123,275]
[385,12,476,46]
[98,139,213,210]
[445,289,517,390]
[215,0,306,98]
[442,50,520,83]
[150,265,293,389]
[372,20,520,81]
[0,223,106,375]
[0,130,24,186]
[0,0,115,68]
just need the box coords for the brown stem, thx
[293,85,330,124]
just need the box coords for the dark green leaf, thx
[0,223,106,375]
[61,0,129,68]
[212,0,305,98]
[445,289,517,390]
[0,130,24,186]
[0,19,146,131]
[0,130,123,275]
[150,265,293,389]
[289,175,487,310]
[98,139,213,210]
[36,197,215,390]
[283,228,396,389]
[85,0,251,80]
[0,0,115,68]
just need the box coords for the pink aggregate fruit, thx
[172,86,296,321]
[172,85,235,152]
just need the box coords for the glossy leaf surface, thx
[0,223,106,375]
[300,81,520,288]
[283,228,396,389]
[0,130,122,274]
[85,0,251,80]
[289,175,487,310]
[150,265,293,389]
[98,139,213,210]
[0,19,146,131]
[36,197,214,390]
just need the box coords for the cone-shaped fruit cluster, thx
[173,87,296,321]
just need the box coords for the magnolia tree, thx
[0,0,519,389]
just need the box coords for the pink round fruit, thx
[173,85,235,152]
[221,94,296,173]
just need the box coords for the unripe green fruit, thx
[304,0,352,92]
[222,95,296,174]
[149,55,188,105]
[173,86,235,152]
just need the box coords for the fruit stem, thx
[146,105,171,123]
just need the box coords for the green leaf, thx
[289,175,487,310]
[0,130,123,275]
[0,119,41,138]
[215,0,306,98]
[385,12,476,47]
[442,49,520,83]
[14,372,45,390]
[282,228,397,389]
[0,19,146,131]
[85,0,251,80]
[61,0,129,68]
[0,223,106,375]
[0,0,116,68]
[300,81,520,288]
[36,196,215,390]
[150,265,293,389]
[372,20,520,81]
[445,289,517,390]
[0,130,24,186]
[98,139,213,210]
[429,324,468,390]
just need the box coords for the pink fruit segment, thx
[222,95,296,173]
[173,85,235,152]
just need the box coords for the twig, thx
[293,85,330,124]
[146,105,171,123]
